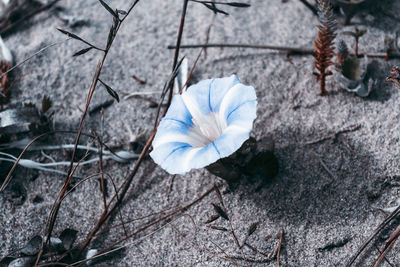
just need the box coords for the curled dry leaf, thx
[117,9,127,15]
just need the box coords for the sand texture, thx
[1,0,400,266]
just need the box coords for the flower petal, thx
[209,75,240,112]
[183,78,214,115]
[226,100,257,130]
[218,83,256,129]
[150,142,190,174]
[150,75,257,175]
[182,75,240,115]
[187,143,221,170]
[150,142,220,174]
[153,119,210,148]
[213,124,251,158]
[213,100,257,157]
[163,94,194,127]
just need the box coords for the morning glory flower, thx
[150,75,257,174]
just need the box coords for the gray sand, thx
[1,0,400,266]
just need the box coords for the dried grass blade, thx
[98,0,118,18]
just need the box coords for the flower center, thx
[181,92,228,148]
[188,112,226,147]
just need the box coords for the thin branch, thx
[303,124,361,146]
[0,38,71,80]
[373,245,395,267]
[33,1,141,265]
[96,111,107,211]
[347,205,400,266]
[372,225,400,267]
[277,228,284,267]
[168,43,400,59]
[168,0,189,107]
[170,222,240,266]
[168,43,314,54]
[84,186,216,261]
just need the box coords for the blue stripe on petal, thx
[161,145,194,174]
[154,119,191,140]
[189,143,221,169]
[218,83,257,122]
[150,142,189,169]
[210,75,240,112]
[164,94,194,127]
[184,78,214,115]
[214,126,250,158]
[151,75,257,175]
[226,100,257,129]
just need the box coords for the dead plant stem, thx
[168,43,400,59]
[168,43,314,54]
[34,1,140,265]
[168,0,189,107]
[347,205,400,266]
[277,228,284,267]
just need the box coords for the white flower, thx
[150,75,257,174]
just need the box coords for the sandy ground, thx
[1,0,400,266]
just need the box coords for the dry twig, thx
[277,228,284,267]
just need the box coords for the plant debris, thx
[313,0,337,95]
[59,228,78,251]
[385,65,400,89]
[0,106,50,143]
[343,26,367,56]
[318,237,351,251]
[204,214,220,224]
[206,136,278,183]
[337,55,373,97]
[212,203,229,220]
[20,235,42,256]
